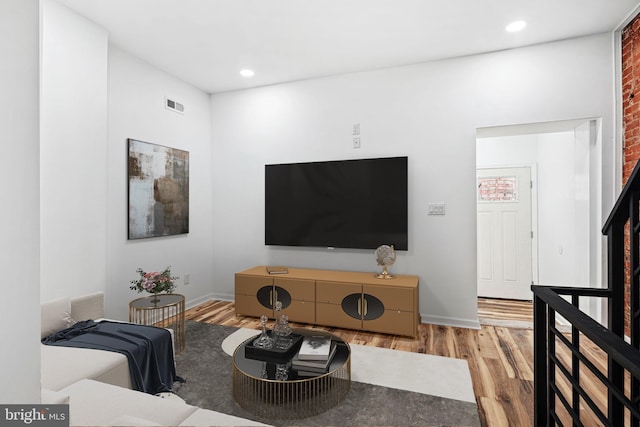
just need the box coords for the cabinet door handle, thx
[357,298,362,316]
[364,298,368,317]
[269,290,273,307]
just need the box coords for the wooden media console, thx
[235,266,420,337]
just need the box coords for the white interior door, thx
[477,167,533,300]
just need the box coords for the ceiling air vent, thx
[165,97,184,114]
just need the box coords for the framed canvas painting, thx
[128,139,189,239]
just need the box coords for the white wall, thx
[39,1,214,320]
[36,5,617,329]
[210,34,616,328]
[0,0,40,403]
[106,46,213,320]
[40,0,108,301]
[538,132,587,287]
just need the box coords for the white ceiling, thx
[56,0,640,94]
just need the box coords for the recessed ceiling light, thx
[240,69,255,78]
[506,20,526,32]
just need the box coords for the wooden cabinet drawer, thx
[235,274,273,295]
[316,302,362,330]
[234,294,268,317]
[364,309,415,337]
[282,300,315,324]
[364,284,414,312]
[316,281,362,304]
[274,277,315,302]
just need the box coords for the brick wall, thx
[622,13,640,335]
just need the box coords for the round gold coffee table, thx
[232,329,351,419]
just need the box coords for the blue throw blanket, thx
[42,320,181,394]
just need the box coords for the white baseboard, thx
[185,293,233,311]
[421,313,481,330]
[211,292,234,302]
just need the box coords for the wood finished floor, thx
[478,297,534,324]
[183,298,608,427]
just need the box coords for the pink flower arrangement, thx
[130,267,178,295]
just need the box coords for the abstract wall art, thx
[128,139,189,239]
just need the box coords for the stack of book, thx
[291,335,337,376]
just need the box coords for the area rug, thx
[173,321,480,426]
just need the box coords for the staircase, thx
[532,159,640,425]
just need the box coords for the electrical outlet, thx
[353,136,361,149]
[184,273,190,285]
[353,123,360,135]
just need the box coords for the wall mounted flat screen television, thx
[265,156,408,250]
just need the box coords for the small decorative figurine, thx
[253,315,274,349]
[273,301,293,350]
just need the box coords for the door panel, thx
[477,211,494,281]
[502,211,518,282]
[477,167,533,300]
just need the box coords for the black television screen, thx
[265,156,408,250]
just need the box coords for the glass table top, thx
[233,328,350,381]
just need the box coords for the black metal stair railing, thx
[532,159,640,426]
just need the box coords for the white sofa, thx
[41,292,131,391]
[40,292,269,427]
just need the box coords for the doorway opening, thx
[476,119,601,315]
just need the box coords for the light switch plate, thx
[428,203,445,215]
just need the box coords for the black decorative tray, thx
[245,332,303,362]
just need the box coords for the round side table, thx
[129,293,185,353]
